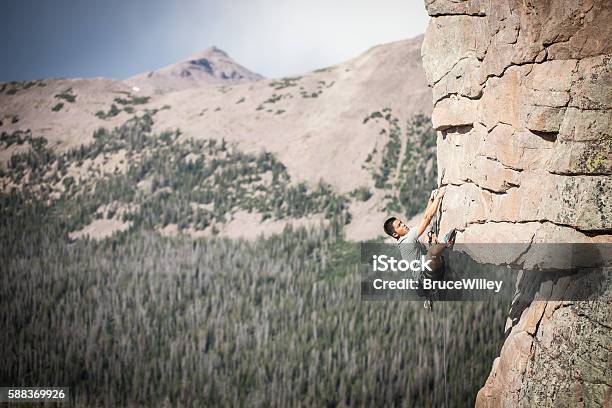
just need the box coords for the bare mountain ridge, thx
[124,46,264,94]
[0,35,432,240]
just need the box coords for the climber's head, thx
[383,217,408,239]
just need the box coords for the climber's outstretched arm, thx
[422,189,438,217]
[415,187,445,237]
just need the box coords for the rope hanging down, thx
[443,293,448,408]
[436,169,448,408]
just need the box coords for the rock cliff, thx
[420,0,611,406]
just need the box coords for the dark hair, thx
[383,217,397,238]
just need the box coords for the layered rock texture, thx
[421,0,611,406]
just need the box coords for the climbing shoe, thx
[441,228,457,244]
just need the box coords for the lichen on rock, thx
[420,0,611,406]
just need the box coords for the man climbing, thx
[383,187,456,308]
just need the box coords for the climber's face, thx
[392,219,409,238]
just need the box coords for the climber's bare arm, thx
[416,187,445,237]
[422,189,438,216]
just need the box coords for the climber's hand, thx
[437,186,446,198]
[429,190,437,202]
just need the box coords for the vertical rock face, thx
[420,0,611,406]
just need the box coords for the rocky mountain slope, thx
[0,36,434,241]
[125,46,264,94]
[0,37,504,407]
[420,0,611,406]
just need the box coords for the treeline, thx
[363,112,438,219]
[2,110,439,236]
[2,111,350,234]
[0,195,507,407]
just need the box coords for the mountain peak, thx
[125,46,263,94]
[185,46,229,62]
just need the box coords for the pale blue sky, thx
[0,0,429,82]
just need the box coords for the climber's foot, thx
[441,228,457,244]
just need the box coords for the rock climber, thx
[383,187,456,308]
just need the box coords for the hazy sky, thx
[1,0,429,82]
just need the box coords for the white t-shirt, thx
[397,227,427,279]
